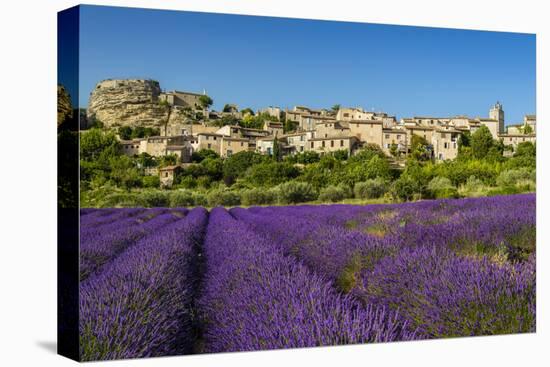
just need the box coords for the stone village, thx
[85,79,536,186]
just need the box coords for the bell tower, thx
[489,101,504,134]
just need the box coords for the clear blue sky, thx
[75,5,536,124]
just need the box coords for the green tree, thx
[80,128,119,161]
[331,104,341,112]
[471,125,495,159]
[515,141,536,158]
[272,137,281,161]
[199,95,213,121]
[283,120,299,133]
[198,95,213,110]
[523,124,533,134]
[240,107,254,116]
[109,155,142,191]
[118,126,133,140]
[192,149,220,163]
[410,135,432,161]
[389,143,399,158]
[246,162,300,186]
[223,151,267,183]
[136,152,157,168]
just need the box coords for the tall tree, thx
[471,125,495,159]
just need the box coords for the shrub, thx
[354,178,387,199]
[100,192,147,208]
[496,168,533,188]
[245,162,300,186]
[178,175,197,189]
[318,185,351,203]
[193,193,208,207]
[141,191,170,207]
[427,176,458,199]
[240,188,277,206]
[459,175,486,197]
[141,175,160,188]
[276,182,317,204]
[207,190,241,207]
[169,190,196,207]
[390,175,422,201]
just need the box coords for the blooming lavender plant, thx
[79,207,208,361]
[199,208,414,353]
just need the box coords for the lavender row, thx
[80,207,147,229]
[79,207,208,361]
[232,195,536,337]
[356,246,535,337]
[80,208,188,280]
[198,208,415,353]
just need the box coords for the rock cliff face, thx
[87,79,169,128]
[57,85,73,127]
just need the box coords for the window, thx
[322,141,325,148]
[241,142,244,146]
[340,140,344,147]
[344,113,349,117]
[207,143,211,149]
[300,146,304,152]
[453,143,457,149]
[385,134,390,139]
[444,142,448,149]
[356,124,360,128]
[441,133,447,139]
[228,141,232,146]
[311,142,314,148]
[227,150,233,157]
[213,136,217,140]
[331,140,334,147]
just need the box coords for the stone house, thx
[306,136,358,156]
[314,121,350,139]
[120,139,141,156]
[381,128,407,155]
[159,165,182,188]
[159,90,204,111]
[431,127,460,161]
[259,106,282,120]
[282,131,312,154]
[192,133,223,153]
[348,120,384,147]
[219,136,250,157]
[499,133,536,150]
[263,121,284,136]
[336,107,375,121]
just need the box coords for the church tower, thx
[489,101,504,134]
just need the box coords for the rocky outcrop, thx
[87,79,169,128]
[57,85,73,127]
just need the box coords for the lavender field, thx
[79,194,536,361]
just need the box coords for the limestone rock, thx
[87,79,168,128]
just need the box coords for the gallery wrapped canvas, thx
[58,4,536,362]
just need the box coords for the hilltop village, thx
[85,79,536,169]
[73,79,536,207]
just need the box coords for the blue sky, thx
[76,5,536,124]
